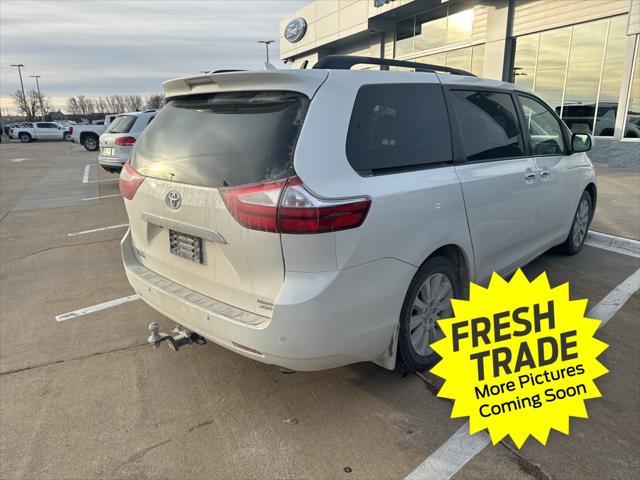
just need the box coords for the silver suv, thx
[120,56,596,372]
[98,110,156,173]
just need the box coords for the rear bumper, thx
[98,155,126,168]
[121,229,414,371]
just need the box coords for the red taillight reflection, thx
[115,136,136,146]
[220,176,371,234]
[119,162,145,200]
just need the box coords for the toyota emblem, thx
[166,191,182,210]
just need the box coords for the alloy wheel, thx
[409,273,453,357]
[572,198,589,247]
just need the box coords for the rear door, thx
[125,90,312,316]
[449,88,539,283]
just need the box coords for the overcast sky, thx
[0,0,308,114]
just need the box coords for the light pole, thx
[30,75,45,120]
[258,40,274,64]
[10,64,28,120]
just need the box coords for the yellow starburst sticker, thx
[430,269,608,448]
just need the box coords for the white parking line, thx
[55,294,140,322]
[85,178,119,183]
[589,267,640,327]
[406,234,640,480]
[585,231,640,258]
[82,193,122,201]
[405,422,490,480]
[82,164,91,183]
[11,157,32,163]
[82,164,120,183]
[67,223,128,236]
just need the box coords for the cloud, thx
[0,0,308,112]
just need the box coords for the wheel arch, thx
[422,244,471,299]
[584,182,597,222]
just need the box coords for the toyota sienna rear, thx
[121,60,596,371]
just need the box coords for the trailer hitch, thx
[147,322,206,351]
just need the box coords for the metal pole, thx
[10,64,27,120]
[30,75,44,120]
[258,40,274,64]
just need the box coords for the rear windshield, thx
[108,115,137,133]
[131,91,309,188]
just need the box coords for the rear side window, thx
[346,84,452,175]
[131,91,309,187]
[450,90,525,161]
[108,115,137,133]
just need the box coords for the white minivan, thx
[119,56,596,372]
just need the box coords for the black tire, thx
[398,256,462,372]
[62,132,70,141]
[558,190,592,255]
[19,132,31,143]
[83,134,99,151]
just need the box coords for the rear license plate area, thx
[169,230,203,264]
[101,147,114,157]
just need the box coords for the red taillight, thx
[69,127,73,135]
[220,178,287,232]
[115,136,136,146]
[220,176,371,234]
[119,162,145,200]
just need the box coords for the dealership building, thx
[280,0,640,167]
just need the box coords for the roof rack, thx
[312,55,476,77]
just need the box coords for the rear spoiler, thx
[162,70,329,100]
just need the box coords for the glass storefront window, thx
[512,15,629,137]
[513,35,539,91]
[447,9,474,46]
[471,45,485,76]
[561,20,608,134]
[534,28,571,115]
[445,48,472,72]
[396,7,475,57]
[594,16,628,136]
[414,15,447,52]
[624,37,640,139]
[396,17,415,58]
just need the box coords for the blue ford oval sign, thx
[284,17,307,43]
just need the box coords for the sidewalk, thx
[591,164,640,240]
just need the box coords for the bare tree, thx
[145,94,165,109]
[124,95,143,111]
[12,89,39,121]
[66,95,95,116]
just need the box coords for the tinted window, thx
[108,115,137,133]
[37,122,56,128]
[131,91,308,188]
[451,90,525,161]
[346,84,452,175]
[518,95,566,155]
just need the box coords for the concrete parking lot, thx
[0,141,638,480]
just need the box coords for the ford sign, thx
[284,17,307,43]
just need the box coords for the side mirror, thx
[572,133,592,153]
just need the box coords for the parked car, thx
[8,122,70,143]
[68,114,118,151]
[119,56,596,372]
[97,110,157,173]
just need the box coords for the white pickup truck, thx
[68,114,118,151]
[9,122,71,143]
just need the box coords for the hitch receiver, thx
[148,322,205,351]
